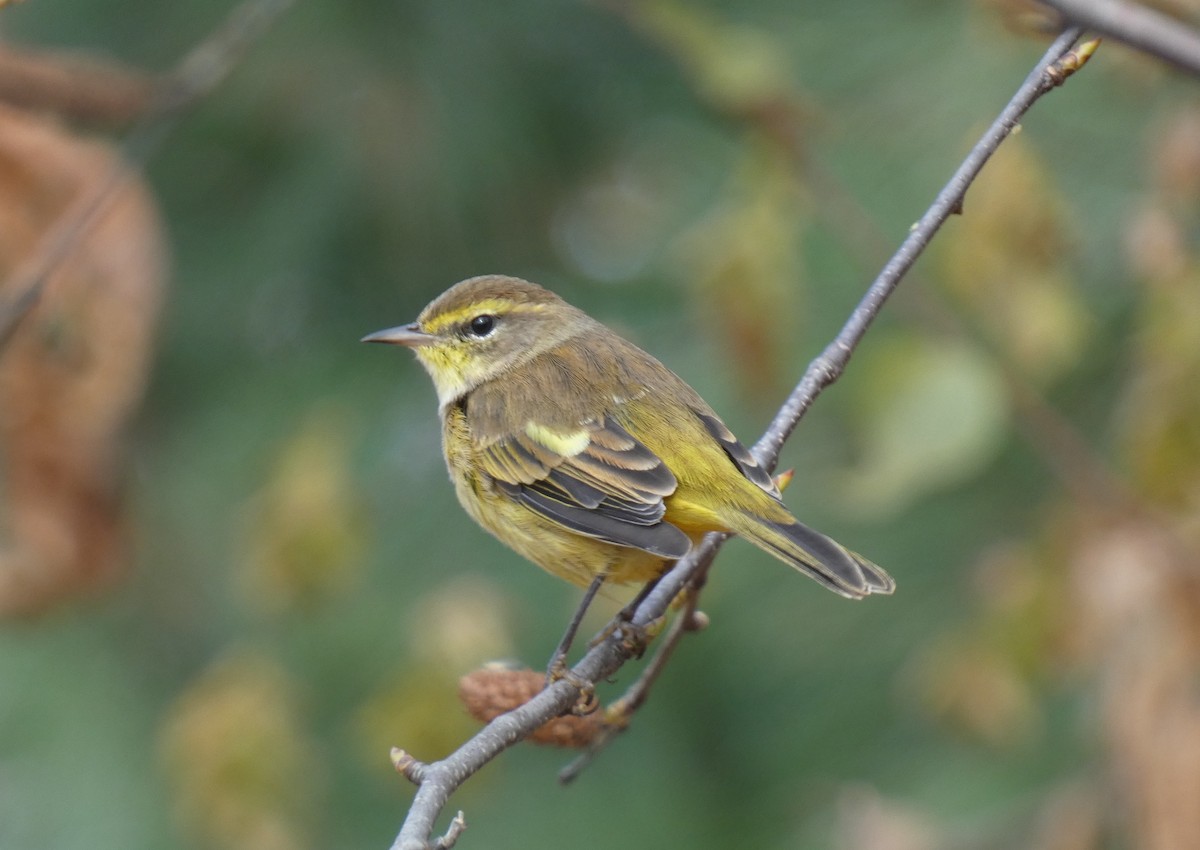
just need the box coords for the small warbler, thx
[364,275,893,600]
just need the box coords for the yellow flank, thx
[661,495,728,537]
[524,423,590,457]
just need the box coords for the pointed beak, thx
[361,322,435,347]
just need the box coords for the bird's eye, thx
[466,315,497,337]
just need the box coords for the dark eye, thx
[467,315,497,337]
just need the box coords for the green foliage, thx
[2,2,1197,849]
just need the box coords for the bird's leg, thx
[618,574,660,621]
[546,573,606,686]
[588,575,662,658]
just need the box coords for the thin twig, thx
[1043,0,1200,76]
[433,812,467,850]
[389,26,1089,850]
[0,0,294,352]
[752,26,1088,470]
[560,38,1108,774]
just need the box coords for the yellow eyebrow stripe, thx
[421,300,548,334]
[524,423,590,457]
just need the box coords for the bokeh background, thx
[2,1,1199,848]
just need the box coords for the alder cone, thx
[0,103,166,616]
[458,666,605,748]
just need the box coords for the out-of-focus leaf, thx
[905,541,1063,746]
[354,664,478,769]
[627,0,792,111]
[838,332,1009,518]
[940,135,1090,382]
[354,575,515,767]
[1124,203,1190,281]
[834,787,940,850]
[1025,782,1104,850]
[1117,271,1200,507]
[1117,109,1200,509]
[1065,515,1200,850]
[159,650,319,850]
[1064,518,1178,662]
[1152,105,1200,209]
[672,147,803,401]
[551,120,697,284]
[975,0,1065,38]
[616,0,810,401]
[240,407,367,614]
[0,103,165,617]
[405,574,515,670]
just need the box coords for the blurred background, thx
[2,1,1199,848]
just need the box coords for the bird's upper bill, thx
[361,322,435,347]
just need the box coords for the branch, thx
[557,592,709,785]
[1042,0,1200,76]
[0,46,155,125]
[752,29,1092,469]
[549,27,1101,783]
[0,0,294,352]
[389,25,1091,850]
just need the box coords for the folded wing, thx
[478,415,692,559]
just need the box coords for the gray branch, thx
[390,25,1088,850]
[1043,0,1200,77]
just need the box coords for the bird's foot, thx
[545,659,599,716]
[587,612,664,658]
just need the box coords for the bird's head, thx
[363,275,593,409]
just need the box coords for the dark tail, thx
[729,513,895,599]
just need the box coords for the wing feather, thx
[476,414,691,558]
[692,408,779,496]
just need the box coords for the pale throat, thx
[416,350,508,413]
[419,360,473,412]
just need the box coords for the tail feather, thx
[731,514,895,599]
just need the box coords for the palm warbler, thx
[364,275,893,599]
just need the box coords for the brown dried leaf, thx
[0,103,165,616]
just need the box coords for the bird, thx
[363,274,894,604]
